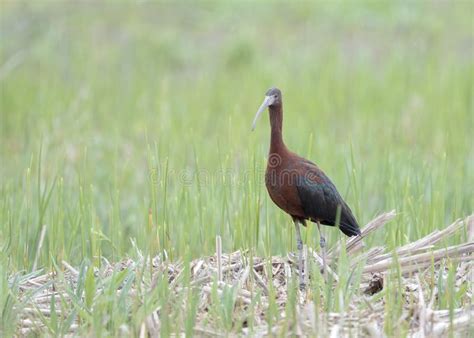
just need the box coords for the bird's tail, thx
[339,206,361,237]
[340,222,361,236]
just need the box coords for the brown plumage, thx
[252,87,360,288]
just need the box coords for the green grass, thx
[1,1,473,336]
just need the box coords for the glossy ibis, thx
[252,87,361,288]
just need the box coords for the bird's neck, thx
[269,105,286,154]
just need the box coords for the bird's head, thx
[251,87,282,131]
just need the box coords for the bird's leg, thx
[294,221,305,290]
[317,222,327,278]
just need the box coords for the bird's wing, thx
[293,160,360,236]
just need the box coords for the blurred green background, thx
[1,1,473,271]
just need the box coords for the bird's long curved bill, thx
[251,96,272,131]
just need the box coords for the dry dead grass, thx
[14,211,473,337]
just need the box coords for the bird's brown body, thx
[265,104,305,218]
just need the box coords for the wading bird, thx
[252,87,360,289]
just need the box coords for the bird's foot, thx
[287,253,305,266]
[287,252,299,263]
